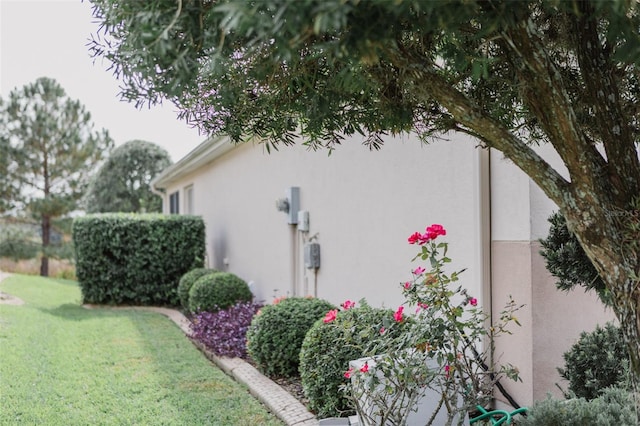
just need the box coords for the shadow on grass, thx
[36,303,133,321]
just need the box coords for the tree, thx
[89,0,640,390]
[84,139,172,213]
[0,77,113,276]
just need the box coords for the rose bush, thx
[342,224,522,426]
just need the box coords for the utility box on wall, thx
[304,242,320,269]
[286,187,300,224]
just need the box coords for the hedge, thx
[73,213,205,306]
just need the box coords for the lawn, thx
[0,274,283,425]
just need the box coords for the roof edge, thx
[152,135,237,190]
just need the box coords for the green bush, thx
[178,268,220,310]
[247,297,336,378]
[519,387,637,426]
[299,302,407,418]
[188,272,253,313]
[558,322,629,400]
[0,225,39,260]
[539,211,610,305]
[73,213,205,306]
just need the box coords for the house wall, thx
[160,133,616,408]
[490,147,616,407]
[161,133,486,310]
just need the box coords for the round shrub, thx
[178,268,220,309]
[299,302,406,418]
[188,272,253,313]
[246,297,336,378]
[558,322,629,400]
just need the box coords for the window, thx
[169,191,180,214]
[184,185,194,215]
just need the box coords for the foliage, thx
[88,0,640,384]
[187,272,252,313]
[0,77,113,276]
[0,274,281,425]
[84,139,172,213]
[178,268,220,310]
[299,301,407,418]
[190,301,263,358]
[558,323,629,400]
[246,297,336,378]
[540,212,610,305]
[344,225,522,426]
[0,224,39,260]
[72,213,205,306]
[518,387,638,426]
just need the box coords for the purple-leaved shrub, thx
[190,301,263,358]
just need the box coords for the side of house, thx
[152,133,614,407]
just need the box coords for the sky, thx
[0,0,205,163]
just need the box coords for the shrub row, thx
[73,213,205,306]
[189,293,634,421]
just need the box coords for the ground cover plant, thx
[0,274,282,425]
[190,301,263,358]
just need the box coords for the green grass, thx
[0,274,283,425]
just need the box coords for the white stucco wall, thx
[161,133,486,310]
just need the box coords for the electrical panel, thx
[297,210,309,232]
[304,242,321,269]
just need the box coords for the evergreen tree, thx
[0,77,113,276]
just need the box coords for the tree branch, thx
[500,21,610,196]
[405,64,570,208]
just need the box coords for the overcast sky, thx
[0,0,205,162]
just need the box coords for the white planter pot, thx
[349,356,470,426]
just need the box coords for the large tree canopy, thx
[0,77,113,276]
[84,139,172,213]
[89,0,640,390]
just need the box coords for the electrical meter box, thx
[304,242,321,269]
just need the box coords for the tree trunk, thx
[612,287,640,394]
[40,215,50,277]
[569,208,640,395]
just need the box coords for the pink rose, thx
[412,266,426,275]
[341,300,356,310]
[360,362,369,373]
[323,309,338,323]
[408,232,422,244]
[344,368,354,379]
[394,306,404,323]
[404,281,411,289]
[470,297,478,307]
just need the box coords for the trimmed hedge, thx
[73,213,205,306]
[178,268,220,310]
[188,272,253,313]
